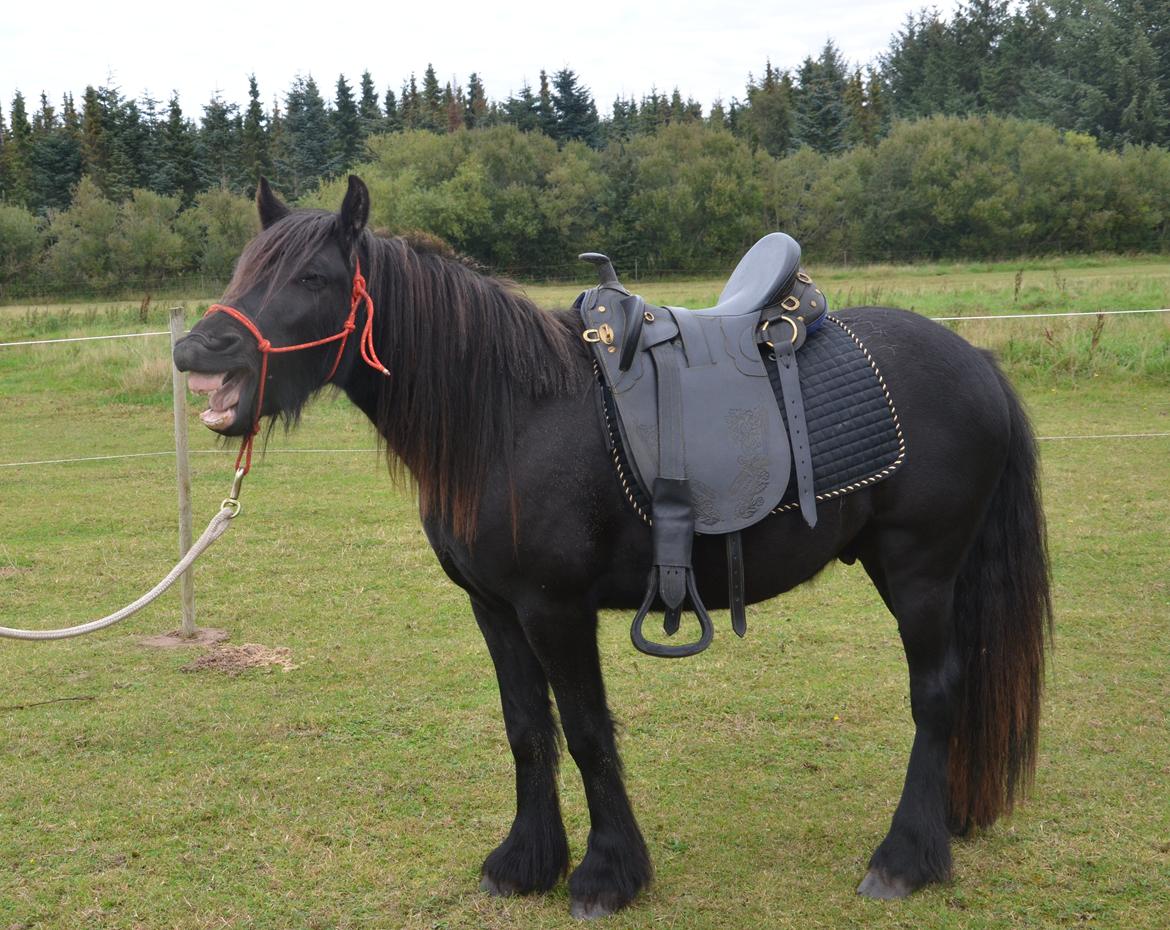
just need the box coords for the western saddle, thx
[576,233,828,658]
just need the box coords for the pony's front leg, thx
[471,598,570,896]
[519,600,652,919]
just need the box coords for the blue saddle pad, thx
[768,315,905,513]
[604,314,905,522]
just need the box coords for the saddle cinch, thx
[576,233,828,658]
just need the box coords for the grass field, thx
[1,262,1168,929]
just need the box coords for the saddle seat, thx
[707,231,802,317]
[576,232,827,658]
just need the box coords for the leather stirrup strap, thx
[726,531,747,637]
[649,341,689,610]
[773,339,818,529]
[629,341,715,658]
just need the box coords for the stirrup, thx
[630,568,715,658]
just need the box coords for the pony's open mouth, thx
[187,370,247,431]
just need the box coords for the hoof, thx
[570,895,623,920]
[857,868,913,900]
[479,873,523,898]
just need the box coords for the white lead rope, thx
[1,474,245,642]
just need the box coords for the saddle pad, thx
[602,315,905,523]
[768,315,905,513]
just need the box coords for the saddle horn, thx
[579,252,620,287]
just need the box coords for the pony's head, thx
[173,176,372,437]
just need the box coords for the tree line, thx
[4,113,1168,298]
[3,0,1169,216]
[1,0,1169,296]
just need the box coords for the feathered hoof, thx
[857,867,913,899]
[569,893,626,920]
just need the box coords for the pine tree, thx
[842,70,869,148]
[793,42,851,153]
[864,70,888,141]
[465,73,488,129]
[740,63,796,156]
[61,94,80,135]
[332,74,362,167]
[281,76,333,196]
[952,0,1012,112]
[239,76,270,196]
[420,64,443,132]
[639,88,672,134]
[267,98,288,190]
[537,70,557,136]
[604,97,636,143]
[0,102,10,202]
[443,82,465,133]
[75,84,140,201]
[29,91,81,211]
[153,93,200,205]
[502,82,539,132]
[1118,28,1169,144]
[550,69,599,146]
[383,88,402,132]
[197,93,242,191]
[2,92,33,206]
[359,70,383,134]
[708,98,728,129]
[119,97,151,191]
[880,11,966,118]
[400,75,421,130]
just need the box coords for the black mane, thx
[363,232,586,541]
[228,211,586,542]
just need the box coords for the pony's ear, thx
[256,177,290,229]
[338,175,370,253]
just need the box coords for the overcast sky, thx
[3,0,952,118]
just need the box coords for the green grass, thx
[2,271,1169,928]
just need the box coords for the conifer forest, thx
[2,0,1169,296]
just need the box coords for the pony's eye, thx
[299,272,327,288]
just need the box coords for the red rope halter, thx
[203,259,389,474]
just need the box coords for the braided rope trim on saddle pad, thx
[599,314,906,526]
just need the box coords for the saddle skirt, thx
[581,291,792,533]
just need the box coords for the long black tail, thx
[948,361,1053,834]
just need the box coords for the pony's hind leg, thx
[857,531,963,899]
[518,600,652,919]
[471,598,570,896]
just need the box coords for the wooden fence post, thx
[168,307,196,638]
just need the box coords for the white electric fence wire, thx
[1,307,1168,350]
[930,308,1170,322]
[0,331,170,348]
[0,449,376,469]
[3,431,1168,473]
[1,305,1166,638]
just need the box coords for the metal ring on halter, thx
[219,467,246,517]
[760,316,800,349]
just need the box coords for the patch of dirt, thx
[140,627,230,648]
[180,643,299,675]
[0,566,30,579]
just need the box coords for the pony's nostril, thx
[203,332,244,354]
[172,338,200,372]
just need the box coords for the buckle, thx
[582,323,615,345]
[759,316,799,348]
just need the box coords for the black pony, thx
[174,177,1052,918]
